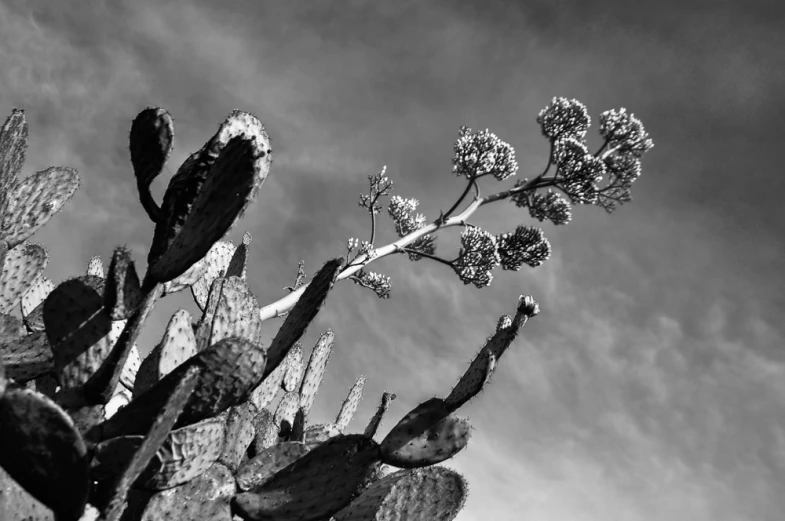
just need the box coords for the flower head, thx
[537,97,591,141]
[452,126,518,181]
[518,189,573,226]
[453,226,501,288]
[497,226,551,270]
[352,269,392,299]
[599,108,653,158]
[405,235,436,261]
[595,151,643,213]
[359,166,393,215]
[388,195,421,236]
[553,137,605,204]
[387,195,436,260]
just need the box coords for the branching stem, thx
[439,178,479,224]
[395,245,455,268]
[258,174,556,322]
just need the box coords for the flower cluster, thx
[553,137,605,204]
[536,97,591,141]
[347,237,376,260]
[404,235,436,262]
[388,195,435,261]
[515,189,572,226]
[590,109,652,212]
[595,152,643,213]
[351,269,392,299]
[358,166,393,215]
[599,108,653,158]
[452,226,501,288]
[388,196,424,236]
[452,126,518,181]
[496,225,551,270]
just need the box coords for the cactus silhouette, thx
[0,98,652,520]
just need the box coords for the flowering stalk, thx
[357,167,394,248]
[258,174,555,321]
[259,98,652,320]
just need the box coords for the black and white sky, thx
[1,1,784,520]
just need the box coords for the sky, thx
[1,0,784,520]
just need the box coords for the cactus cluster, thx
[0,97,651,521]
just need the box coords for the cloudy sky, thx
[2,1,784,519]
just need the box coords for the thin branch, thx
[395,246,455,268]
[347,274,378,292]
[439,178,476,223]
[594,138,610,158]
[534,141,556,182]
[369,191,378,246]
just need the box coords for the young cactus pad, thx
[129,107,174,224]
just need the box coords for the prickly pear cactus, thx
[0,97,652,520]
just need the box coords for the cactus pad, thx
[303,423,342,451]
[379,398,471,468]
[335,375,366,432]
[103,246,143,321]
[0,312,25,342]
[0,167,79,249]
[98,365,200,520]
[263,258,343,381]
[0,242,48,315]
[218,401,257,472]
[235,441,309,492]
[134,309,197,397]
[363,392,396,439]
[298,330,335,416]
[0,330,54,382]
[146,111,272,285]
[130,107,174,225]
[93,336,265,440]
[248,342,299,411]
[139,462,236,521]
[224,232,250,279]
[280,343,303,393]
[0,109,28,213]
[86,256,104,278]
[43,275,117,389]
[0,386,89,520]
[20,275,53,319]
[0,465,54,521]
[119,344,141,392]
[333,466,468,521]
[205,276,262,349]
[189,241,235,310]
[233,434,381,521]
[444,349,497,413]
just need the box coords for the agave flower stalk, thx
[258,173,553,321]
